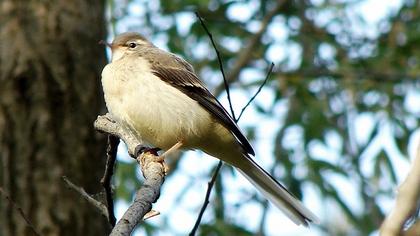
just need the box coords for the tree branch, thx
[100,135,120,227]
[237,62,274,121]
[0,187,41,236]
[94,114,166,236]
[109,151,165,236]
[195,12,236,119]
[380,140,420,236]
[94,114,140,156]
[189,161,223,236]
[62,176,109,220]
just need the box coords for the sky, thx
[107,0,419,235]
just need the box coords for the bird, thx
[100,32,318,226]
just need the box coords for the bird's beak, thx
[99,40,112,48]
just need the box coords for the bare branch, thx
[380,140,420,236]
[109,152,165,236]
[94,114,139,156]
[237,62,274,121]
[64,117,122,228]
[100,135,120,227]
[62,176,109,220]
[94,114,166,236]
[195,12,236,120]
[0,187,41,236]
[189,161,223,236]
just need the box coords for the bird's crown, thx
[111,32,150,47]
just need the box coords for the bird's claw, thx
[133,145,161,157]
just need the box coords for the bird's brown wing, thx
[151,65,255,156]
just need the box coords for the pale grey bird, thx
[101,32,318,226]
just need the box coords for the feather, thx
[150,64,255,156]
[237,155,319,226]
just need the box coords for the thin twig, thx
[100,135,120,227]
[195,12,236,120]
[0,187,41,236]
[236,62,274,121]
[62,176,109,219]
[189,161,223,236]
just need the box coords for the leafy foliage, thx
[108,0,420,235]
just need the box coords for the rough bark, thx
[0,0,109,235]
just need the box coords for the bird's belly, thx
[102,64,213,150]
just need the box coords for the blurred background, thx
[1,0,419,235]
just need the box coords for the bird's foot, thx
[155,141,184,174]
[135,141,183,174]
[134,145,168,174]
[133,145,161,158]
[137,150,169,176]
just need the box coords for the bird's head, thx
[101,32,152,62]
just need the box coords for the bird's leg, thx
[159,140,184,160]
[151,140,183,173]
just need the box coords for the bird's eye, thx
[128,42,137,48]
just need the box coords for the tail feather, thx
[236,155,318,226]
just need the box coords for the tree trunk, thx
[0,0,109,235]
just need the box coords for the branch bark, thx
[94,114,166,236]
[380,140,420,236]
[110,152,165,236]
[0,0,108,234]
[94,114,140,156]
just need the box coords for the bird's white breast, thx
[101,56,213,150]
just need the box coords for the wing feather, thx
[151,65,255,156]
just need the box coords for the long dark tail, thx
[236,155,318,226]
